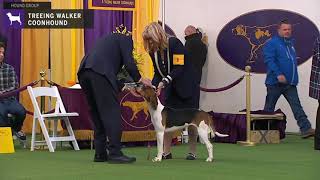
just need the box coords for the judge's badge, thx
[173,54,184,65]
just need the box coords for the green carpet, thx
[0,134,318,180]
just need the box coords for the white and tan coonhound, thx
[137,86,228,162]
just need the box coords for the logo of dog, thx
[232,24,275,63]
[217,9,319,73]
[122,101,149,121]
[6,12,22,26]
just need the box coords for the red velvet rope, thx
[0,80,58,116]
[0,80,39,99]
[25,80,63,115]
[200,75,245,92]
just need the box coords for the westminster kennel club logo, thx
[217,9,319,73]
[120,92,152,129]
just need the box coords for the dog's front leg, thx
[152,131,164,162]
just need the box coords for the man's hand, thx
[277,75,287,83]
[139,78,152,87]
[156,82,165,96]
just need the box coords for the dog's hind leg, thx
[153,131,164,162]
[198,121,213,162]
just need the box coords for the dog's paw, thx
[152,157,162,162]
[205,157,213,162]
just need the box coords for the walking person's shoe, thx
[301,128,315,139]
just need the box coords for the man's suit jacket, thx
[78,33,141,92]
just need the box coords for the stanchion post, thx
[39,70,46,149]
[39,70,46,113]
[237,66,255,146]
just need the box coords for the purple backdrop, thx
[0,0,22,82]
[84,0,133,53]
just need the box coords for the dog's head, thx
[6,13,12,17]
[136,85,158,110]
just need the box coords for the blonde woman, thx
[143,22,198,160]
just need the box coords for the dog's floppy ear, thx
[146,87,158,109]
[149,94,158,109]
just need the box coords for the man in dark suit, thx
[78,33,152,163]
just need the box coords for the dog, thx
[6,12,22,25]
[122,101,149,121]
[136,85,229,162]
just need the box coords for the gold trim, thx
[121,130,181,142]
[62,130,94,141]
[62,130,181,142]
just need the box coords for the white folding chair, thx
[27,86,80,152]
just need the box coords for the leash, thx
[124,82,157,91]
[146,125,152,160]
[123,82,142,88]
[147,139,151,160]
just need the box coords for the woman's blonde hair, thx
[142,22,168,53]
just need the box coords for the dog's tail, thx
[207,113,229,138]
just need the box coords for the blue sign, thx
[217,9,319,73]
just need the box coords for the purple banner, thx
[84,0,133,53]
[0,0,22,84]
[89,0,135,10]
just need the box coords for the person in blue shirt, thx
[263,20,314,138]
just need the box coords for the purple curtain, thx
[84,0,133,53]
[0,0,22,82]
